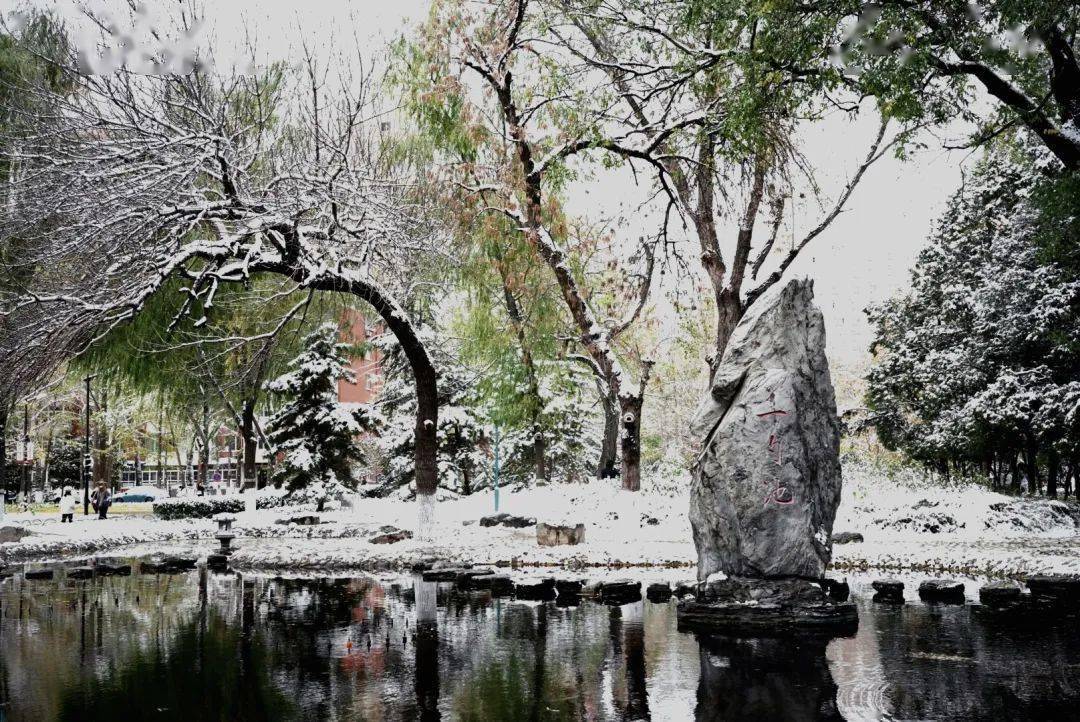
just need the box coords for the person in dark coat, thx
[91,482,111,519]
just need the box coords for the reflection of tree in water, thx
[414,618,441,721]
[56,609,293,721]
[2,570,217,720]
[448,602,610,721]
[694,634,842,722]
[258,575,408,719]
[411,578,441,721]
[872,603,1080,720]
[0,645,9,715]
[445,600,658,721]
[607,604,651,720]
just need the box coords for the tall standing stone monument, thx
[680,278,855,633]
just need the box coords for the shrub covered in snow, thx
[983,499,1080,535]
[256,480,353,511]
[153,497,246,520]
[378,392,488,495]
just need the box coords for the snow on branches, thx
[0,36,446,494]
[265,324,380,510]
[867,133,1080,490]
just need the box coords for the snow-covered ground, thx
[830,461,1080,578]
[3,461,1080,578]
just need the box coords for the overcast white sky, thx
[17,0,974,364]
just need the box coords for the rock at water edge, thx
[918,579,965,603]
[646,583,673,602]
[677,578,857,635]
[979,582,1021,608]
[536,522,585,546]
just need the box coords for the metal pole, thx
[493,424,500,513]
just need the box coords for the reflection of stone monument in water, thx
[680,278,855,633]
[694,634,843,721]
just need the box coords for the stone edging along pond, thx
[2,546,1043,583]
[831,558,1024,582]
[0,529,206,567]
[0,523,1072,582]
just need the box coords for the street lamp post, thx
[21,402,29,503]
[82,375,96,515]
[493,424,501,513]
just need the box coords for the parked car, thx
[112,486,168,504]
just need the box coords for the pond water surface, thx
[1,566,1078,721]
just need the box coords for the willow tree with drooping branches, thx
[546,0,917,375]
[396,0,665,490]
[0,15,447,524]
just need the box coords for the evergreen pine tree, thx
[866,132,1080,490]
[266,324,378,510]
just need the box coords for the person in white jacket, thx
[59,487,77,523]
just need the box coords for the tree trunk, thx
[199,403,211,487]
[1024,441,1041,495]
[0,404,6,500]
[597,390,619,479]
[20,405,29,500]
[93,389,108,487]
[1010,452,1021,494]
[43,433,53,490]
[532,432,547,482]
[333,273,438,497]
[241,398,257,489]
[712,288,743,377]
[489,75,649,491]
[1048,450,1060,499]
[412,362,438,496]
[257,247,440,500]
[619,395,644,492]
[461,464,472,495]
[158,401,166,492]
[185,429,198,488]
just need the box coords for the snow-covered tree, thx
[372,324,487,496]
[867,133,1080,495]
[372,314,603,496]
[266,324,379,510]
[0,18,445,503]
[502,361,601,485]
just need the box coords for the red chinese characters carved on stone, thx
[758,404,795,508]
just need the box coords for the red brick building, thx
[338,310,385,405]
